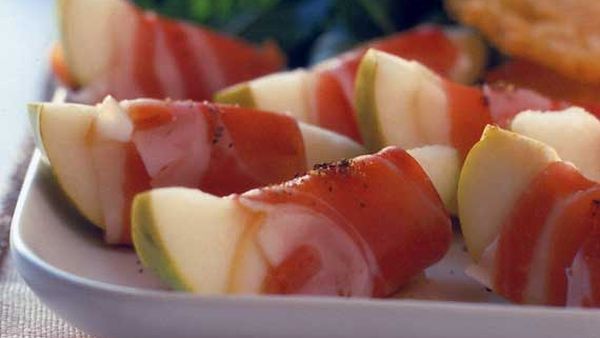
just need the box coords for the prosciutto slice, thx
[471,161,600,307]
[234,147,452,296]
[90,99,307,244]
[309,25,486,143]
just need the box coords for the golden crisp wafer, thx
[446,0,600,83]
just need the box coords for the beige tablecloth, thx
[0,140,91,338]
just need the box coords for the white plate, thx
[11,151,600,338]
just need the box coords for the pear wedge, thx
[132,188,255,293]
[36,102,103,226]
[408,145,460,213]
[511,107,600,182]
[215,70,311,122]
[355,49,449,152]
[57,0,131,86]
[458,126,560,260]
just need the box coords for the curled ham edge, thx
[465,171,600,307]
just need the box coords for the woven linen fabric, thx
[0,141,91,338]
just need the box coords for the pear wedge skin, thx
[354,49,449,153]
[214,83,256,108]
[131,188,252,294]
[37,102,104,227]
[354,49,385,151]
[458,125,560,261]
[57,0,129,85]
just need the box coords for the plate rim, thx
[10,150,600,317]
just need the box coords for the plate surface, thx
[11,151,600,338]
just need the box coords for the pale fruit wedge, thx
[408,145,460,213]
[215,70,311,122]
[298,123,364,166]
[355,49,449,152]
[132,188,253,293]
[57,0,131,85]
[34,102,103,226]
[510,107,600,182]
[458,125,560,261]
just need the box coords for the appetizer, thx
[355,49,490,158]
[355,52,600,159]
[54,0,284,103]
[459,126,600,306]
[132,147,453,296]
[37,0,600,307]
[215,25,487,142]
[29,97,364,244]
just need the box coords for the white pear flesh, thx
[36,102,103,226]
[510,107,600,182]
[132,188,252,293]
[215,70,311,123]
[57,0,130,85]
[249,70,311,122]
[458,126,560,261]
[299,123,365,167]
[355,49,449,152]
[407,145,460,213]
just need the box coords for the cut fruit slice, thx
[57,0,128,85]
[298,123,364,167]
[34,102,103,226]
[132,146,452,296]
[354,49,492,157]
[214,70,311,123]
[510,107,600,182]
[132,188,250,293]
[407,145,460,213]
[355,49,449,152]
[458,125,560,260]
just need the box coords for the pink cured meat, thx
[476,161,600,307]
[236,147,452,297]
[90,100,306,244]
[309,25,470,142]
